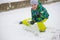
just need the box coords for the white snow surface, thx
[0,2,60,40]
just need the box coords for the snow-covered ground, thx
[0,2,60,40]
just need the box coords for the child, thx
[20,0,49,32]
[30,0,49,32]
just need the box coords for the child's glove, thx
[30,20,36,25]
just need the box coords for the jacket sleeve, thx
[31,9,36,21]
[41,7,49,19]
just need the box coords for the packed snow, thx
[0,2,60,40]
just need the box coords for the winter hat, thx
[30,0,38,5]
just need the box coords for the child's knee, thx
[37,22,46,32]
[39,26,46,32]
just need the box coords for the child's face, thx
[32,4,38,10]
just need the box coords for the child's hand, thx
[30,20,36,25]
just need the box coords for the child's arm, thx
[41,7,49,19]
[38,0,49,19]
[30,9,36,24]
[31,9,36,21]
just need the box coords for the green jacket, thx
[31,1,49,22]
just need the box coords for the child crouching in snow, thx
[30,0,49,32]
[20,0,49,32]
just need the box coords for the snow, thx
[0,2,60,40]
